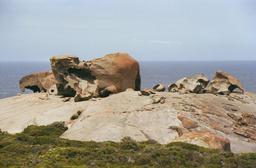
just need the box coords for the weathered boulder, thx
[153,83,166,92]
[168,74,209,93]
[204,71,244,95]
[19,71,57,94]
[138,88,155,96]
[174,131,231,151]
[50,53,141,101]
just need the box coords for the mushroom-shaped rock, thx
[50,53,141,101]
[153,83,166,92]
[204,71,244,95]
[168,74,209,94]
[174,131,231,151]
[19,71,57,94]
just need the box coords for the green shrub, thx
[70,114,79,120]
[0,123,255,167]
[121,137,140,151]
[70,110,83,120]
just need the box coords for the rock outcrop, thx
[168,71,245,95]
[229,112,256,141]
[1,90,256,153]
[50,53,140,101]
[19,71,57,94]
[168,74,209,93]
[174,131,231,151]
[204,71,244,95]
[3,58,256,153]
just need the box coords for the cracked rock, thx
[168,74,209,94]
[204,71,244,95]
[50,53,141,101]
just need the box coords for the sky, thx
[0,0,256,61]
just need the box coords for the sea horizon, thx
[1,60,256,99]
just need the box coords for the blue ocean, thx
[0,61,255,99]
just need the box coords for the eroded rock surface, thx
[204,71,245,95]
[153,83,166,92]
[1,91,256,153]
[168,74,209,93]
[50,53,140,101]
[174,131,231,151]
[177,115,198,129]
[19,71,57,94]
[168,71,245,96]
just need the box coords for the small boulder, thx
[138,89,155,96]
[168,83,179,92]
[152,96,166,104]
[168,74,209,94]
[174,131,231,151]
[153,83,166,92]
[204,71,244,95]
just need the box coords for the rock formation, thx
[50,53,141,101]
[168,71,245,95]
[153,83,166,92]
[1,90,256,153]
[4,56,256,153]
[174,131,231,151]
[168,74,209,93]
[204,71,244,95]
[138,89,156,96]
[229,112,256,141]
[19,71,57,94]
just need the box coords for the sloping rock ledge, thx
[0,90,256,153]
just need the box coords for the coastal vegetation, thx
[0,122,255,167]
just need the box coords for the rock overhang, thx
[19,52,141,101]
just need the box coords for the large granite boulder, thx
[204,71,244,95]
[168,74,209,93]
[50,53,141,101]
[19,71,57,94]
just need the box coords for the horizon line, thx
[1,59,256,63]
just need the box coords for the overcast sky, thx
[0,0,255,61]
